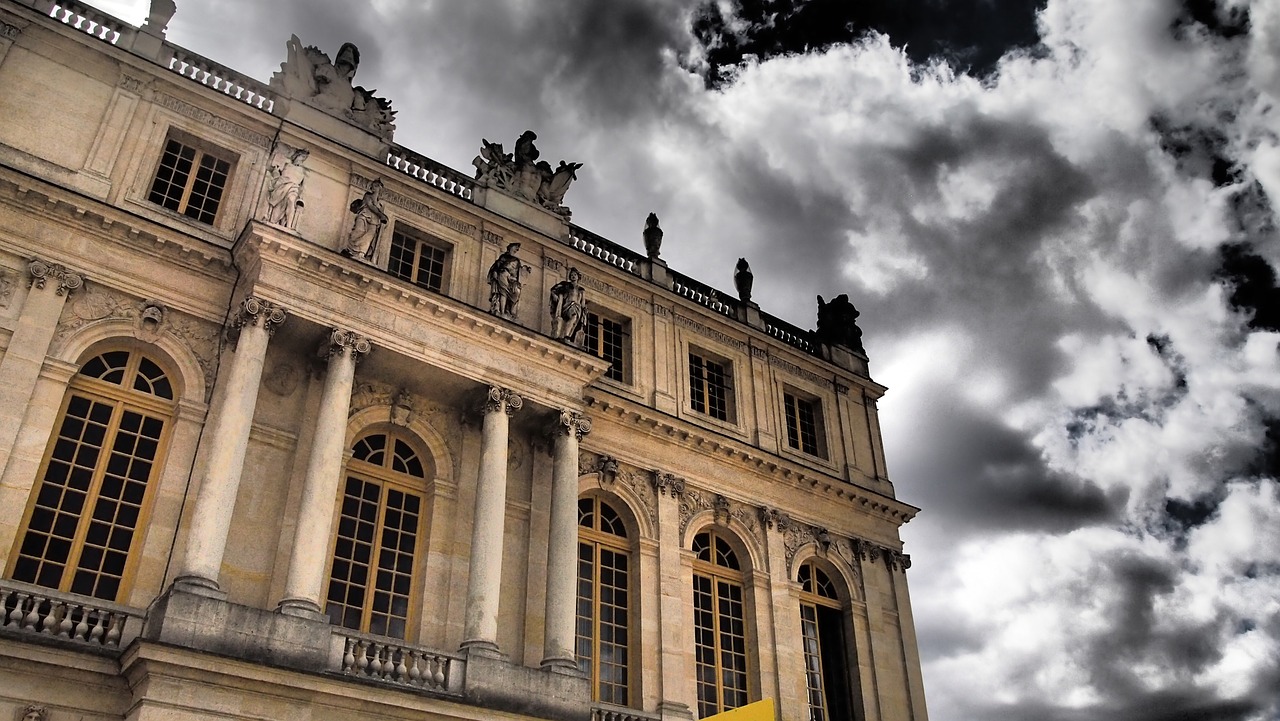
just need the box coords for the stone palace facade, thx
[0,1,927,720]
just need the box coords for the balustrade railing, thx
[0,580,143,650]
[385,146,475,201]
[41,0,131,45]
[163,44,275,111]
[567,225,644,276]
[763,311,818,355]
[590,703,662,721]
[334,631,462,694]
[670,269,738,319]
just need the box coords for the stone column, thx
[652,472,694,719]
[0,259,83,481]
[277,329,371,618]
[461,386,522,655]
[542,410,591,670]
[175,296,286,595]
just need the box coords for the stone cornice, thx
[582,389,918,528]
[240,222,611,408]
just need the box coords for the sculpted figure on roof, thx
[270,36,396,141]
[472,131,582,220]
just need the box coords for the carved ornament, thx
[580,452,657,533]
[552,410,592,440]
[270,36,396,141]
[319,328,372,363]
[675,313,747,352]
[480,386,523,416]
[1,23,21,41]
[0,267,15,308]
[229,296,287,338]
[28,259,83,296]
[155,93,272,148]
[472,131,582,220]
[651,471,685,498]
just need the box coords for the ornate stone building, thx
[0,1,926,720]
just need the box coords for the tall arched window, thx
[575,496,631,705]
[9,349,176,602]
[798,560,854,721]
[692,529,749,717]
[324,431,427,640]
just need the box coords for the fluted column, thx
[461,386,522,655]
[278,329,371,618]
[176,297,286,594]
[542,410,591,670]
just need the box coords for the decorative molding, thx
[28,258,83,296]
[750,346,768,359]
[353,174,477,238]
[678,486,760,541]
[481,229,503,246]
[653,304,671,319]
[1,22,22,41]
[579,274,651,312]
[580,452,657,532]
[675,313,747,352]
[836,384,850,395]
[769,353,831,388]
[119,73,147,94]
[479,386,523,417]
[155,93,272,148]
[758,506,787,531]
[318,328,372,363]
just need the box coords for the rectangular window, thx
[689,350,732,422]
[784,392,826,458]
[147,135,233,225]
[585,312,628,383]
[388,226,450,293]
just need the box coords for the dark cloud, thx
[975,693,1266,721]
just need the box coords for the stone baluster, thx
[461,386,522,655]
[175,296,286,594]
[278,329,371,618]
[542,410,591,670]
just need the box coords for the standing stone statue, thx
[487,242,530,318]
[643,213,663,259]
[343,178,389,261]
[263,146,309,230]
[549,267,588,344]
[734,258,753,303]
[816,294,866,355]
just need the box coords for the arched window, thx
[324,431,427,640]
[9,349,176,602]
[692,529,749,717]
[576,496,631,705]
[798,560,855,721]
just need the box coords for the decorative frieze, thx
[28,259,83,296]
[578,273,651,312]
[580,452,657,532]
[769,353,831,388]
[675,313,747,352]
[678,486,760,541]
[353,174,477,238]
[481,229,503,246]
[155,93,272,148]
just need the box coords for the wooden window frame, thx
[576,496,633,706]
[585,310,630,384]
[691,529,752,717]
[323,431,429,641]
[688,348,735,423]
[7,349,176,603]
[798,559,855,721]
[146,130,237,226]
[387,224,452,293]
[783,389,827,459]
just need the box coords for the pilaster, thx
[651,471,694,720]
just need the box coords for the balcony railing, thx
[763,310,818,355]
[591,703,662,721]
[385,146,476,202]
[670,268,739,319]
[567,224,644,276]
[41,0,131,45]
[0,579,143,651]
[164,43,275,111]
[332,630,463,695]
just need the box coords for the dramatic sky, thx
[96,0,1280,718]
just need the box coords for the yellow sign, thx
[703,699,775,721]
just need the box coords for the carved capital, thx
[319,328,372,363]
[27,258,83,296]
[836,384,850,395]
[758,506,788,531]
[480,386,523,416]
[552,410,592,440]
[230,296,287,337]
[1,22,22,41]
[651,471,685,498]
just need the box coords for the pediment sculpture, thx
[270,36,397,142]
[472,131,582,220]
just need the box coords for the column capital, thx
[229,296,287,342]
[551,410,591,440]
[319,328,372,363]
[27,258,83,296]
[758,505,789,531]
[479,386,523,416]
[651,470,685,498]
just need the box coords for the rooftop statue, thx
[473,131,582,220]
[643,213,663,259]
[816,294,866,355]
[734,258,753,304]
[270,36,397,142]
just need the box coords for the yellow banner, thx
[703,699,775,721]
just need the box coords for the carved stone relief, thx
[0,266,17,308]
[580,452,657,533]
[678,486,760,542]
[263,361,301,396]
[155,93,272,148]
[29,259,83,296]
[18,704,47,721]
